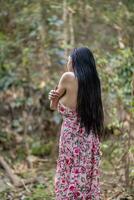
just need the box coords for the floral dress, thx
[54,101,101,200]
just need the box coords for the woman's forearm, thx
[50,98,59,110]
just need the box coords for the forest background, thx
[0,0,134,199]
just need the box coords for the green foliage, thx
[31,141,53,156]
[24,183,55,200]
[0,131,10,144]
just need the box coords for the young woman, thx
[48,47,104,200]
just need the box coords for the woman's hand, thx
[48,86,60,101]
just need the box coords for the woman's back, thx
[58,72,78,110]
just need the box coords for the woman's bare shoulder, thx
[57,72,75,89]
[61,71,75,80]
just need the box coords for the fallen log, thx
[0,156,37,187]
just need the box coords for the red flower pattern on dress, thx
[54,101,101,200]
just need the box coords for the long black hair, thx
[70,47,104,139]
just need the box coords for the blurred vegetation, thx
[0,0,134,199]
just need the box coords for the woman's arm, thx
[49,72,69,110]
